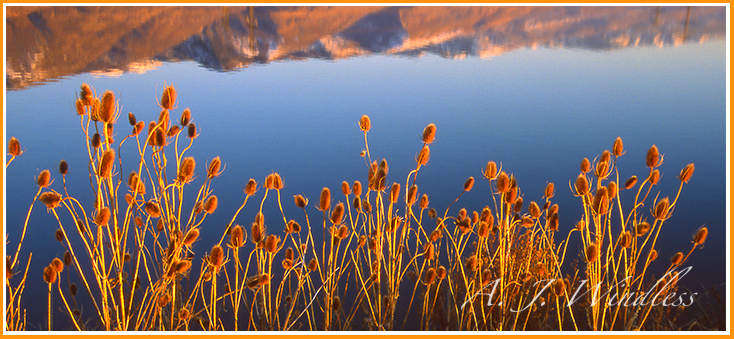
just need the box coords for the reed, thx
[3,84,710,332]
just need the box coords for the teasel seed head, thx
[57,160,69,176]
[37,170,51,188]
[552,279,566,296]
[359,115,371,132]
[319,187,331,211]
[636,221,651,236]
[428,208,437,219]
[40,192,62,209]
[43,265,57,284]
[612,137,624,157]
[337,225,349,240]
[284,247,294,261]
[157,294,170,308]
[408,185,419,206]
[648,169,660,185]
[160,84,177,110]
[8,137,22,157]
[575,174,590,196]
[352,181,363,197]
[177,157,196,184]
[477,221,490,237]
[545,182,555,199]
[624,175,638,189]
[679,163,694,184]
[480,269,492,286]
[424,267,436,285]
[187,123,197,139]
[413,144,431,166]
[95,207,111,226]
[167,125,180,137]
[51,258,64,273]
[178,308,190,321]
[145,201,161,218]
[230,225,244,248]
[156,219,164,233]
[287,220,301,233]
[586,243,599,263]
[99,91,116,124]
[389,183,400,204]
[576,220,585,231]
[484,161,498,180]
[98,149,115,179]
[496,171,510,193]
[464,177,475,192]
[204,156,222,179]
[331,202,345,225]
[332,296,341,311]
[652,197,670,220]
[648,249,658,262]
[183,228,199,247]
[79,83,94,105]
[54,229,64,242]
[646,145,661,168]
[180,108,191,126]
[265,234,280,253]
[607,181,618,199]
[63,252,72,266]
[422,123,436,144]
[521,217,534,228]
[592,187,609,215]
[132,121,145,136]
[529,201,541,219]
[670,252,683,266]
[204,195,218,214]
[193,201,203,215]
[423,243,435,260]
[419,193,429,209]
[466,256,478,271]
[302,259,316,273]
[580,158,591,173]
[548,212,559,231]
[176,260,192,274]
[362,199,372,213]
[294,194,307,209]
[90,132,102,149]
[340,181,351,196]
[209,245,224,269]
[245,179,257,195]
[250,221,263,244]
[619,231,632,248]
[693,226,708,246]
[595,157,610,179]
[272,172,283,190]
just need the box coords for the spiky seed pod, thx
[156,219,164,233]
[180,108,191,126]
[338,181,350,196]
[636,222,651,236]
[549,204,559,217]
[265,235,280,253]
[595,158,609,179]
[176,260,192,274]
[653,197,669,220]
[545,182,555,199]
[483,161,498,180]
[282,259,292,270]
[552,279,566,296]
[429,229,442,242]
[472,210,480,225]
[187,124,197,139]
[417,145,430,165]
[209,245,224,268]
[694,226,708,245]
[193,201,203,215]
[167,125,180,137]
[157,294,170,308]
[648,169,660,185]
[264,173,275,189]
[521,217,534,228]
[504,187,518,205]
[40,192,62,209]
[575,174,590,196]
[352,181,363,197]
[284,247,294,261]
[91,132,102,148]
[422,123,436,144]
[436,266,447,280]
[679,163,695,184]
[407,185,419,206]
[548,212,559,231]
[613,137,624,157]
[63,252,72,266]
[75,98,85,115]
[458,208,467,220]
[622,176,637,190]
[580,158,591,173]
[251,222,263,244]
[204,195,218,214]
[428,208,437,219]
[272,173,283,190]
[176,157,196,184]
[126,112,136,126]
[331,202,345,225]
[373,167,387,191]
[332,296,342,311]
[424,268,436,285]
[337,225,349,239]
[36,169,51,188]
[178,308,190,321]
[43,265,57,284]
[230,225,244,248]
[98,149,115,179]
[619,231,632,248]
[646,145,661,168]
[390,183,400,203]
[69,282,78,296]
[607,181,618,199]
[257,273,270,286]
[8,137,22,157]
[95,207,111,226]
[145,201,161,218]
[79,83,94,106]
[160,85,177,110]
[575,220,585,231]
[319,187,331,212]
[51,258,64,273]
[477,222,490,237]
[592,187,609,215]
[90,98,101,121]
[308,258,318,271]
[480,269,492,286]
[359,115,371,132]
[670,252,684,266]
[419,194,429,209]
[648,249,658,262]
[586,243,599,263]
[496,171,510,193]
[244,179,257,196]
[132,121,145,136]
[203,272,212,281]
[362,200,372,213]
[423,243,435,260]
[514,197,524,214]
[529,201,541,219]
[58,160,69,176]
[99,91,116,124]
[464,177,475,192]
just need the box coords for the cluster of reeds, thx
[4,83,707,331]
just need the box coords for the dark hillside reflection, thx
[6,6,726,90]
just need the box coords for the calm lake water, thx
[4,6,728,330]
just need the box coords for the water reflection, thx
[5,6,726,90]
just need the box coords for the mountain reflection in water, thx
[5,6,726,90]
